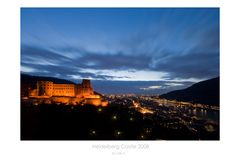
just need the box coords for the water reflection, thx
[187,107,219,122]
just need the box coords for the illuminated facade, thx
[23,78,108,107]
[29,79,96,98]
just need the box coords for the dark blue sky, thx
[21,8,219,94]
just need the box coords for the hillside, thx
[21,74,75,85]
[160,77,219,106]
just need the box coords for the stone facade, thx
[29,79,97,99]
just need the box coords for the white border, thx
[1,0,240,160]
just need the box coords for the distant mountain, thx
[160,77,219,106]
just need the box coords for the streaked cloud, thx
[164,83,184,87]
[21,8,219,94]
[140,86,162,90]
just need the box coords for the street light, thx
[112,115,117,120]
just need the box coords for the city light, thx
[98,108,102,112]
[89,130,97,136]
[139,108,154,114]
[112,115,117,120]
[140,134,145,139]
[115,130,122,137]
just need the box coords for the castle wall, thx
[24,79,107,107]
[75,79,94,98]
[30,79,96,98]
[75,86,94,98]
[53,84,75,97]
[84,98,102,106]
[37,81,53,97]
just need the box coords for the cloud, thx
[21,42,219,82]
[21,13,219,81]
[21,45,72,66]
[21,8,219,84]
[164,82,184,87]
[140,86,162,90]
[20,8,219,95]
[67,73,130,81]
[150,50,219,79]
[92,80,194,94]
[21,45,164,81]
[74,52,152,71]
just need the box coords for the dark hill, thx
[160,77,219,106]
[21,74,75,85]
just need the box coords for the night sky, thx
[21,8,219,94]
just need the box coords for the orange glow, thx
[140,108,153,114]
[133,101,154,114]
[25,80,108,107]
[101,101,108,107]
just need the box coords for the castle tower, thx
[75,79,94,98]
[82,79,92,88]
[82,79,94,96]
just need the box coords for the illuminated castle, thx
[27,79,108,106]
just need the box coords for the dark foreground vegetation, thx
[21,102,219,140]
